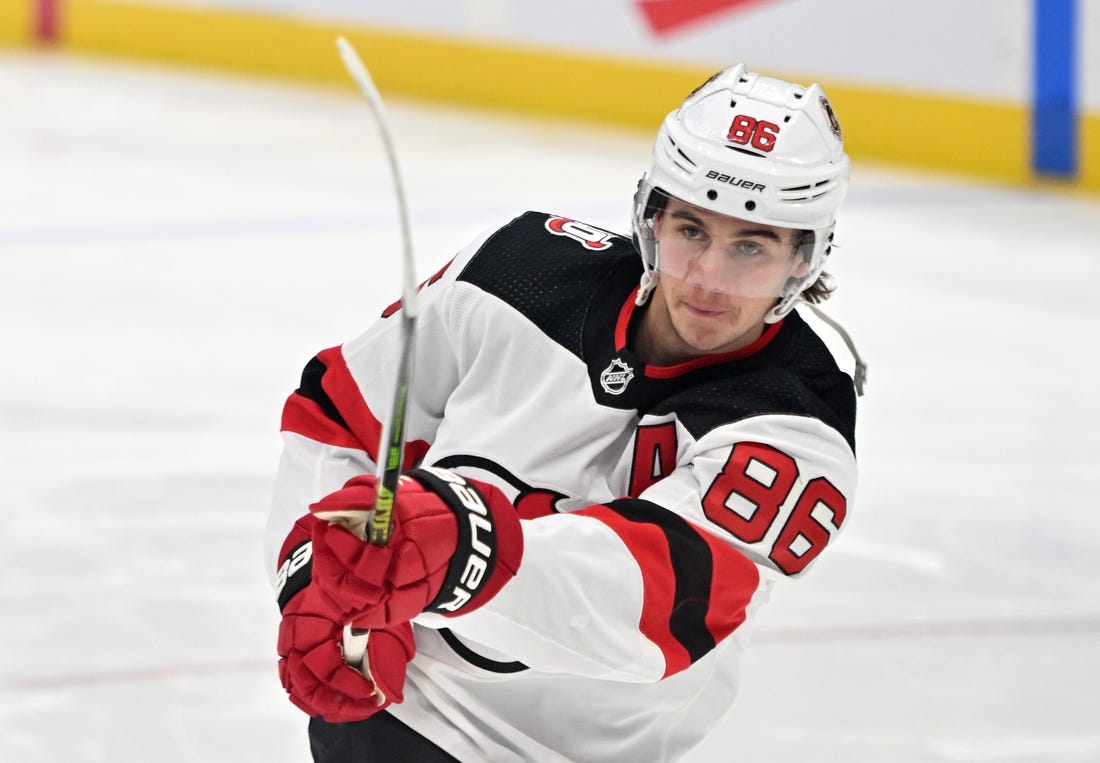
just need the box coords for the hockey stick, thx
[336,36,419,547]
[333,36,419,670]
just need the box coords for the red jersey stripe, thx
[281,346,430,469]
[579,506,693,677]
[581,499,760,677]
[281,393,363,451]
[699,532,759,644]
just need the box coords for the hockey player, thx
[267,63,859,762]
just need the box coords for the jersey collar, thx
[614,286,784,379]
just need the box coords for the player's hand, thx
[278,584,415,722]
[274,515,415,722]
[309,467,524,628]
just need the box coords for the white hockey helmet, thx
[633,64,850,320]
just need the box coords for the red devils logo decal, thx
[431,454,568,520]
[514,487,569,520]
[820,96,842,140]
[545,216,616,251]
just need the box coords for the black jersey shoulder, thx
[454,214,856,452]
[653,311,857,452]
[455,211,637,356]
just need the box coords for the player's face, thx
[643,199,808,362]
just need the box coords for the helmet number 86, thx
[727,115,780,152]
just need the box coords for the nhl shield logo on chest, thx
[600,358,634,395]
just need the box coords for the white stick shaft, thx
[332,36,421,671]
[336,37,419,318]
[335,37,419,545]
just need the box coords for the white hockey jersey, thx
[266,211,858,762]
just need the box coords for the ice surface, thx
[2,51,1098,762]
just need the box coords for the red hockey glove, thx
[275,517,415,722]
[309,467,524,629]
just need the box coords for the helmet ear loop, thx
[765,292,800,324]
[765,231,823,323]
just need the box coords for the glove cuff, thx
[406,467,523,616]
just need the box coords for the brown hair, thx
[795,229,835,304]
[801,271,835,303]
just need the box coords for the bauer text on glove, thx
[309,467,524,628]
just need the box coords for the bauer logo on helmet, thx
[704,171,766,192]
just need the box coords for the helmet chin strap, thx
[635,240,660,306]
[636,271,658,306]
